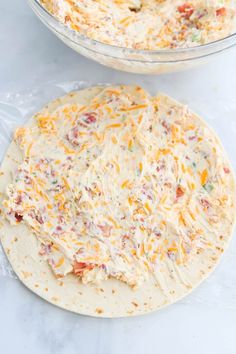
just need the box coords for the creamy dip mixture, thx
[2,86,235,288]
[41,0,236,49]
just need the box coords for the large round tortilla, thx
[0,86,235,317]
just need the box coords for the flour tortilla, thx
[0,87,235,317]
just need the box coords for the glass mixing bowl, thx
[29,0,236,74]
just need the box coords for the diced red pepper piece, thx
[176,186,185,198]
[178,3,194,19]
[223,167,230,174]
[73,261,94,276]
[66,126,80,146]
[15,212,23,222]
[83,113,97,124]
[216,7,226,16]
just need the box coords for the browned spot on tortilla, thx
[14,237,18,242]
[127,310,134,315]
[99,288,104,293]
[95,308,104,314]
[21,271,32,279]
[44,287,48,292]
[55,273,63,279]
[65,15,71,22]
[219,235,223,240]
[34,284,39,288]
[59,281,64,286]
[131,302,138,307]
[51,296,59,302]
[0,172,4,176]
[112,289,115,294]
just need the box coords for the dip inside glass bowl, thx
[29,0,236,74]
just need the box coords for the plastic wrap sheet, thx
[0,81,235,308]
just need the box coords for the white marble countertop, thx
[1,2,236,354]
